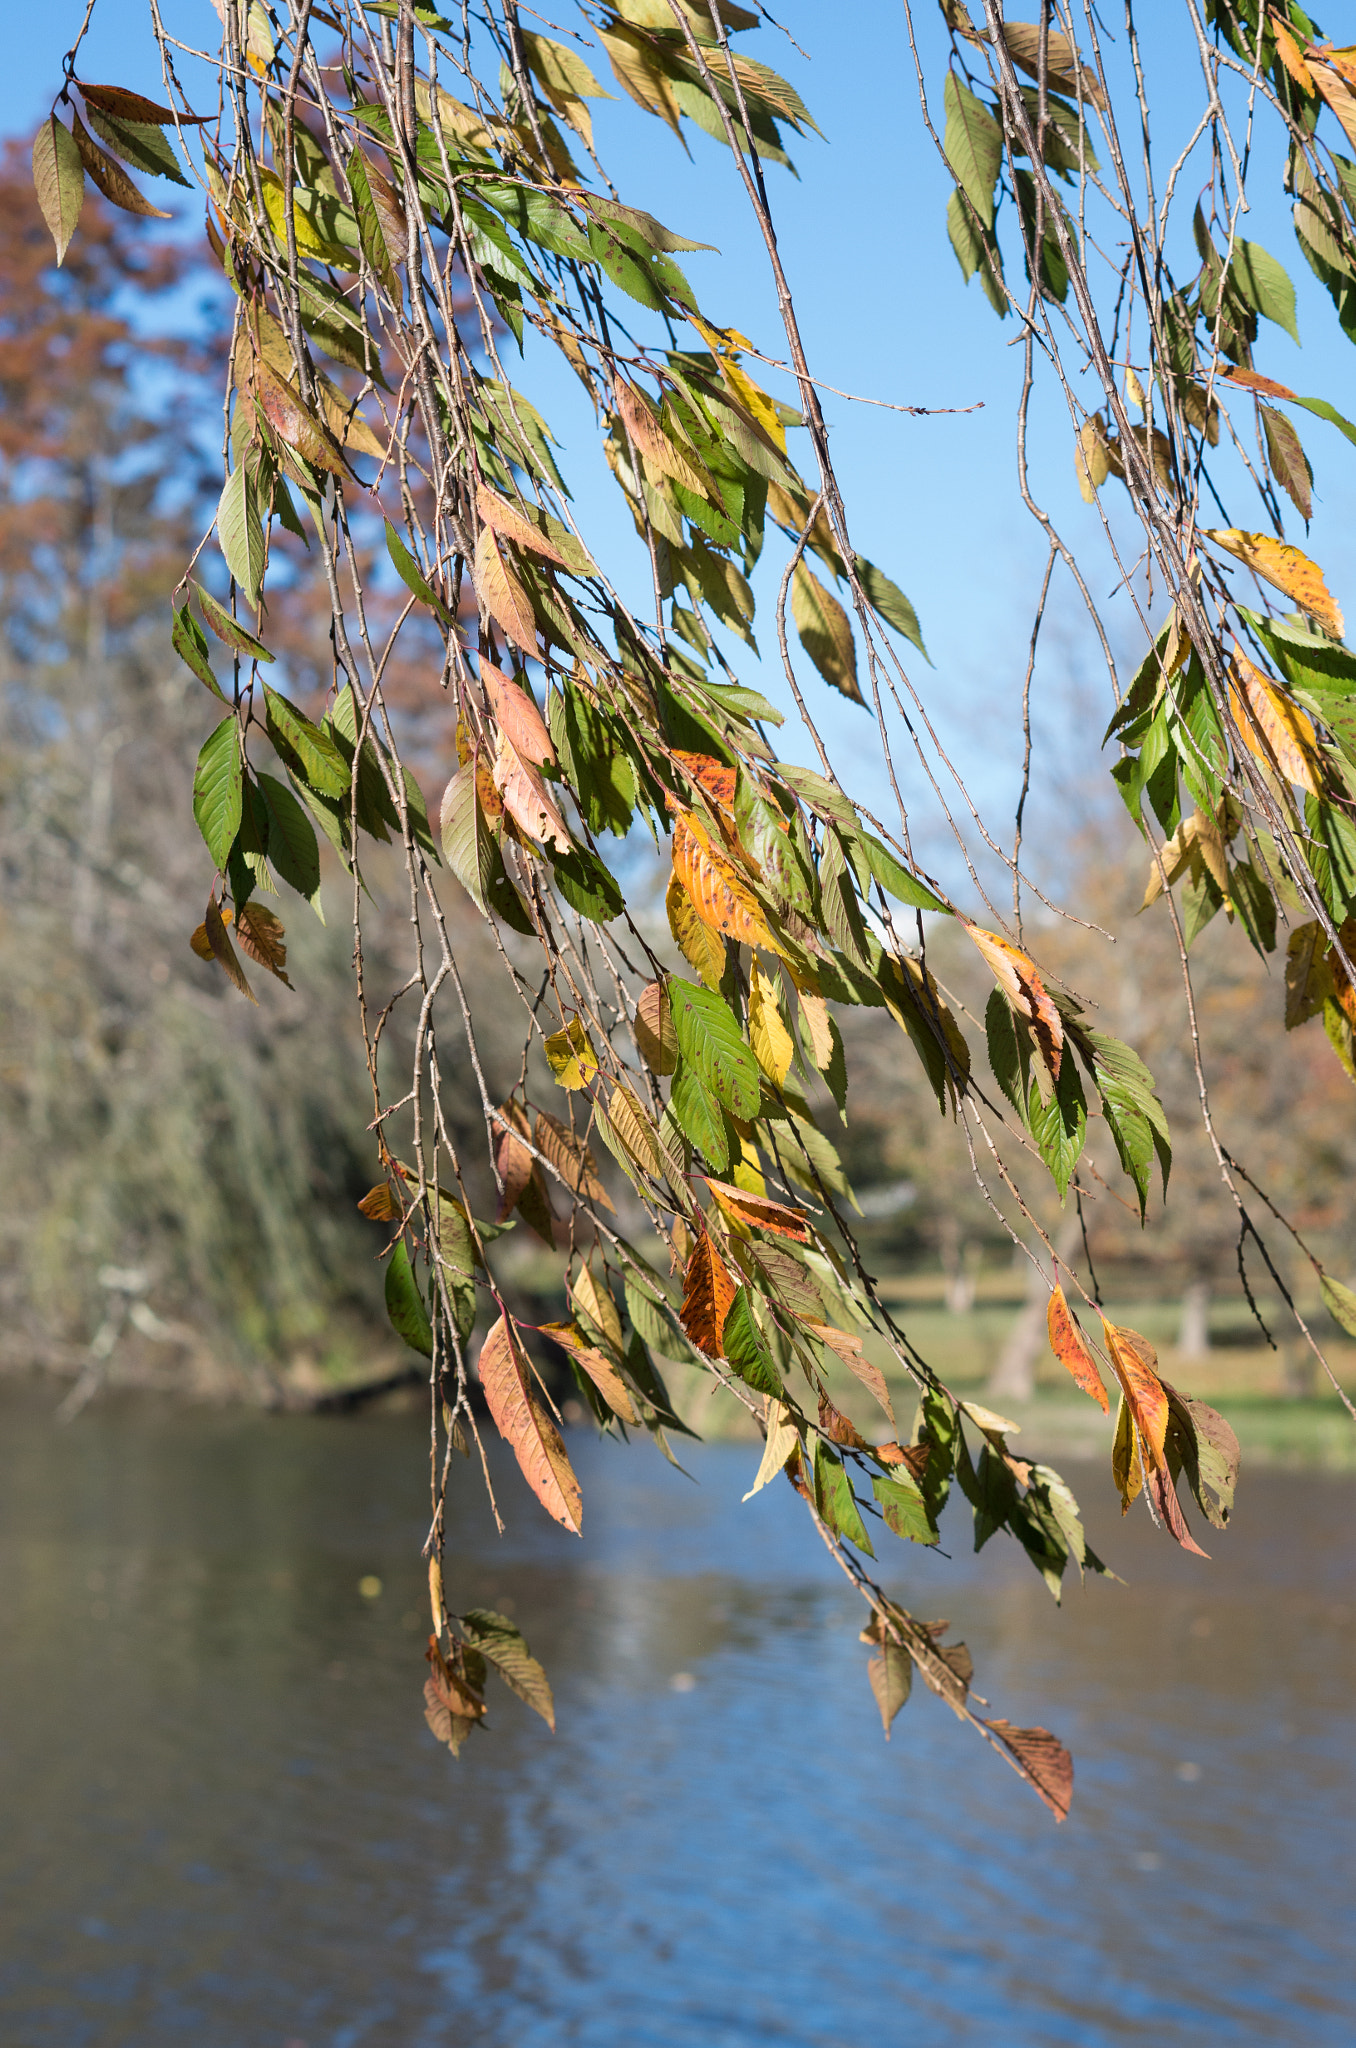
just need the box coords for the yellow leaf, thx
[1312,55,1356,147]
[540,1319,639,1425]
[570,1260,624,1353]
[1229,651,1324,796]
[749,960,795,1084]
[666,871,726,988]
[544,1015,598,1089]
[598,23,685,137]
[1002,20,1107,107]
[1285,921,1334,1029]
[473,526,540,654]
[1202,529,1345,639]
[477,1314,583,1533]
[1140,809,1230,910]
[602,1080,662,1180]
[792,561,862,705]
[1274,21,1316,94]
[672,809,780,953]
[797,987,835,1071]
[256,167,352,265]
[1075,417,1110,501]
[689,313,786,451]
[742,1397,800,1500]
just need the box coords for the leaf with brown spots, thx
[678,1222,738,1356]
[1046,1284,1108,1412]
[477,1313,583,1533]
[635,979,678,1074]
[818,1393,868,1449]
[613,378,707,493]
[1203,529,1344,638]
[1230,652,1324,795]
[493,731,571,852]
[358,1182,402,1222]
[963,923,1063,1077]
[672,750,737,811]
[672,809,779,953]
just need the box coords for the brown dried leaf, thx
[494,1102,536,1223]
[1260,404,1314,522]
[235,902,293,987]
[1002,20,1106,107]
[1312,55,1356,149]
[984,1719,1074,1822]
[1220,365,1301,401]
[473,526,540,655]
[679,1222,738,1356]
[477,1313,583,1533]
[963,922,1063,1077]
[635,979,678,1074]
[602,1081,663,1180]
[204,895,256,1004]
[536,1111,614,1211]
[1046,1284,1109,1412]
[1204,528,1344,638]
[481,662,555,768]
[253,360,348,477]
[817,1393,868,1449]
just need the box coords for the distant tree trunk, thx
[1178,1276,1212,1360]
[989,1215,1085,1404]
[939,1215,978,1314]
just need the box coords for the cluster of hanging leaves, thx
[31,0,1356,1819]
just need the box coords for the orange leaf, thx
[666,869,726,986]
[1273,21,1315,94]
[493,730,571,851]
[204,895,256,1004]
[1230,651,1324,795]
[1219,367,1300,401]
[494,1102,536,1223]
[1311,54,1356,147]
[1202,529,1344,638]
[803,1319,896,1424]
[673,750,737,811]
[963,923,1063,1078]
[672,809,778,953]
[818,1393,868,1449]
[481,661,555,769]
[476,483,570,567]
[473,525,539,654]
[477,1313,583,1533]
[1046,1284,1108,1412]
[358,1182,402,1222]
[705,1177,810,1241]
[540,1319,639,1425]
[1102,1319,1169,1512]
[678,1222,738,1356]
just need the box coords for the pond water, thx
[0,1385,1351,2047]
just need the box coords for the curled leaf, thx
[1046,1284,1108,1412]
[1203,529,1344,639]
[963,923,1063,1078]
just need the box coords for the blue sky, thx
[9,3,1356,902]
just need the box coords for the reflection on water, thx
[0,1385,1351,2047]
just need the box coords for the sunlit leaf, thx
[478,1313,583,1534]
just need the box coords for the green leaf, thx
[855,556,929,660]
[871,1472,938,1547]
[347,146,399,298]
[624,1274,694,1364]
[866,1630,912,1736]
[263,685,349,798]
[792,561,862,705]
[670,1062,732,1171]
[192,717,243,870]
[216,462,265,607]
[668,977,761,1120]
[172,603,227,702]
[812,1437,873,1555]
[257,771,323,916]
[83,104,188,186]
[550,844,623,922]
[862,832,950,914]
[1321,1270,1356,1338]
[944,73,1002,231]
[1230,239,1299,344]
[32,116,85,265]
[194,581,274,662]
[723,1287,781,1397]
[460,1609,554,1728]
[947,188,1007,313]
[384,520,453,625]
[1029,1054,1086,1201]
[385,1237,433,1356]
[985,985,1029,1119]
